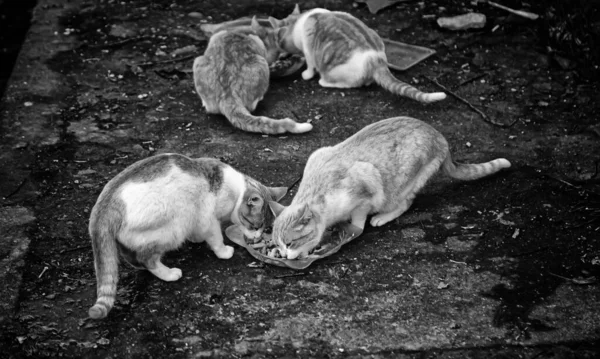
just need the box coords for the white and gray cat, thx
[193,16,312,134]
[270,116,511,259]
[269,5,446,103]
[88,153,286,319]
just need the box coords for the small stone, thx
[13,141,28,149]
[437,13,486,30]
[188,12,204,18]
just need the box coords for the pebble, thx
[437,13,486,30]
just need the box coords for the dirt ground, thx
[1,0,599,358]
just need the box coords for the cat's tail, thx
[221,99,313,134]
[442,153,511,180]
[372,58,446,103]
[88,209,120,319]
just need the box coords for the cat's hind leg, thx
[370,158,443,227]
[318,51,371,88]
[143,253,183,282]
[370,199,413,227]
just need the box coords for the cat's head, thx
[237,178,287,240]
[249,16,283,64]
[270,202,323,259]
[268,5,302,54]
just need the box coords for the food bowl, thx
[225,222,363,270]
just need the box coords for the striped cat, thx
[270,116,510,259]
[193,16,312,134]
[269,5,446,103]
[88,153,286,319]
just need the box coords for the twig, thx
[84,35,153,50]
[485,1,540,20]
[456,73,487,88]
[60,245,90,254]
[290,110,302,122]
[169,29,207,42]
[424,76,516,128]
[287,176,302,191]
[449,259,467,265]
[137,54,197,68]
[3,177,28,200]
[274,272,306,279]
[523,165,600,197]
[38,266,49,279]
[548,272,597,285]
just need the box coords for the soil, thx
[0,0,599,358]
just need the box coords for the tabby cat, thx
[270,116,510,259]
[269,5,446,103]
[193,16,312,134]
[88,153,286,319]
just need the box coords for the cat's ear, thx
[300,203,313,220]
[276,27,287,42]
[268,201,286,217]
[251,16,266,36]
[268,186,287,202]
[268,16,282,28]
[292,4,301,15]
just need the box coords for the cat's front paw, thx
[302,68,315,80]
[370,214,394,227]
[215,245,234,259]
[166,268,183,281]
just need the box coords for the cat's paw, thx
[151,267,182,282]
[166,268,183,281]
[370,214,394,227]
[302,69,315,80]
[215,245,234,259]
[292,122,313,133]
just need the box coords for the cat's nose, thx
[285,249,300,260]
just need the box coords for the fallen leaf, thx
[356,0,405,14]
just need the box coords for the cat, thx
[88,153,287,319]
[269,116,510,259]
[269,5,447,103]
[193,16,313,134]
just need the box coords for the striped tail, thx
[88,211,120,319]
[442,153,511,180]
[221,99,313,135]
[372,59,446,103]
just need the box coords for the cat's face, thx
[238,180,286,240]
[249,16,283,64]
[271,203,322,259]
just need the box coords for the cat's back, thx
[308,11,384,51]
[333,117,447,165]
[205,30,266,63]
[95,154,226,209]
